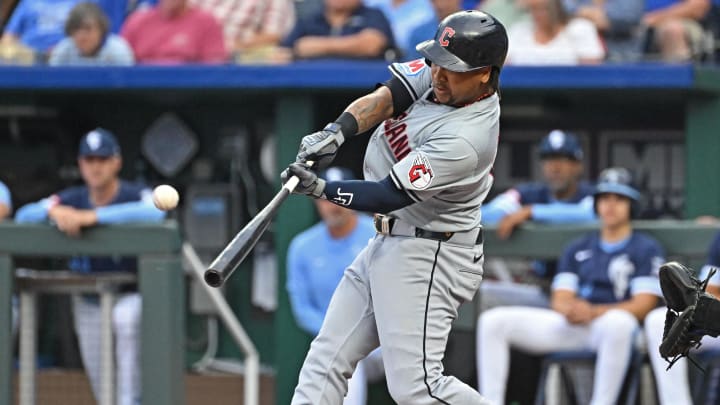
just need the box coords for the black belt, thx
[373,214,483,245]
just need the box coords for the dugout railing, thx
[0,222,184,405]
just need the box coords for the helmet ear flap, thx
[425,58,432,67]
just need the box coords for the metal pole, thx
[182,243,259,405]
[19,291,36,405]
[100,290,115,405]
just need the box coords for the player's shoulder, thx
[56,185,88,202]
[564,232,597,256]
[629,231,664,252]
[576,181,595,199]
[118,180,149,196]
[514,182,551,203]
[390,58,429,79]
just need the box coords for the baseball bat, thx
[204,161,313,288]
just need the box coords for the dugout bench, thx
[0,222,183,405]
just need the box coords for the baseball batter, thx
[280,10,508,405]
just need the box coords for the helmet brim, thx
[594,183,641,201]
[416,39,487,73]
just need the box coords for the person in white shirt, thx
[506,0,605,65]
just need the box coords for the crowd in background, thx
[0,0,719,65]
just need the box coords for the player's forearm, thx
[15,200,52,223]
[323,176,413,213]
[345,86,394,134]
[95,201,165,224]
[551,290,578,316]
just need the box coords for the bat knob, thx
[204,269,224,287]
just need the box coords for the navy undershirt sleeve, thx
[323,175,414,213]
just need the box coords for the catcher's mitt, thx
[658,261,720,370]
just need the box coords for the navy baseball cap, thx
[78,128,121,158]
[594,167,641,201]
[539,130,583,161]
[319,167,355,182]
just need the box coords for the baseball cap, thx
[78,128,121,158]
[594,167,641,201]
[539,130,583,161]
[319,167,355,182]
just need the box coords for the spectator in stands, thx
[562,0,644,61]
[643,0,712,62]
[15,128,165,405]
[477,167,664,405]
[644,232,720,404]
[287,167,384,405]
[96,0,156,34]
[365,0,434,59]
[190,0,295,55]
[405,0,463,60]
[505,0,605,65]
[279,0,395,60]
[477,0,527,29]
[0,0,84,55]
[121,0,227,64]
[483,130,595,240]
[49,3,134,66]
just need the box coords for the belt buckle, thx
[373,214,393,235]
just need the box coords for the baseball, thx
[152,184,179,211]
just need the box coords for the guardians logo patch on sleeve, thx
[408,153,434,190]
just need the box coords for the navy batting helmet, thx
[594,167,640,201]
[416,10,508,73]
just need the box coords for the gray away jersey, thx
[363,59,500,232]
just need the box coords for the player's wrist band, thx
[333,111,359,138]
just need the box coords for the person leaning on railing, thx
[15,128,164,405]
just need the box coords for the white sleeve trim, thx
[631,276,662,297]
[552,272,579,292]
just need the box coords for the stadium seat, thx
[533,349,643,405]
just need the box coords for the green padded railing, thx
[0,222,183,405]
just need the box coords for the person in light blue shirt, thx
[287,167,383,405]
[364,0,434,59]
[405,0,463,60]
[1,0,85,53]
[15,128,164,405]
[49,2,134,66]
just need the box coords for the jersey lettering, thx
[383,112,411,161]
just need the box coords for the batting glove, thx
[296,123,345,169]
[281,163,326,198]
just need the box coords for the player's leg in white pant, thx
[644,306,693,404]
[292,242,381,405]
[370,236,491,405]
[345,356,368,405]
[72,295,103,401]
[586,309,639,405]
[363,348,385,383]
[477,306,591,404]
[344,348,385,405]
[113,293,141,405]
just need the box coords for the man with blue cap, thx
[478,167,665,405]
[15,128,165,405]
[482,129,595,239]
[286,166,384,405]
